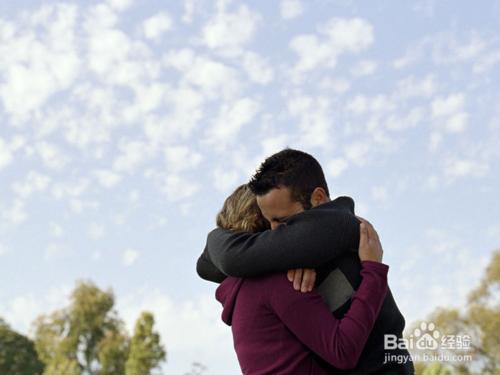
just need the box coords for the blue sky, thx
[0,0,499,373]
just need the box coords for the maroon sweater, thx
[215,261,388,374]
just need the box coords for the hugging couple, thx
[197,149,414,375]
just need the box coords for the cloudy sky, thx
[1,0,499,373]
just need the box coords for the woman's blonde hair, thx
[216,184,269,233]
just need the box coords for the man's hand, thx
[287,268,316,293]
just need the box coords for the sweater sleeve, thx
[268,261,388,370]
[206,207,359,277]
[196,245,228,283]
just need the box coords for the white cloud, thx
[141,12,173,41]
[346,94,395,115]
[384,107,424,131]
[68,199,100,215]
[444,158,489,180]
[393,31,492,70]
[123,83,169,121]
[164,146,202,173]
[431,93,465,118]
[280,0,303,20]
[289,17,373,77]
[45,243,70,259]
[49,222,64,238]
[431,94,468,135]
[412,0,436,17]
[161,174,200,202]
[242,51,274,84]
[107,0,134,12]
[344,141,370,166]
[185,58,239,97]
[287,95,333,148]
[3,199,28,225]
[326,158,348,178]
[445,112,468,133]
[206,98,260,146]
[88,26,133,80]
[122,248,139,266]
[428,132,442,152]
[0,286,71,333]
[212,168,240,193]
[289,34,335,73]
[84,6,156,88]
[0,243,7,257]
[88,222,105,240]
[346,95,368,114]
[260,134,289,157]
[396,74,436,98]
[113,140,154,174]
[393,44,421,69]
[319,77,351,93]
[93,169,122,189]
[164,50,240,99]
[202,2,261,54]
[182,0,198,23]
[146,215,168,231]
[0,137,14,170]
[473,49,500,73]
[143,87,205,142]
[320,17,374,52]
[51,178,90,200]
[432,32,487,65]
[36,141,69,170]
[11,171,51,198]
[371,186,388,203]
[351,59,377,77]
[0,4,80,118]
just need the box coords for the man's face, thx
[256,187,304,230]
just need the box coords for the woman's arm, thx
[268,261,388,370]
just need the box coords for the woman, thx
[214,184,389,374]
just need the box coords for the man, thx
[197,149,414,374]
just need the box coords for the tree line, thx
[0,281,165,375]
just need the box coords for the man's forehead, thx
[256,187,296,217]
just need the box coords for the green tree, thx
[34,281,124,375]
[422,362,452,375]
[0,318,44,375]
[410,250,500,374]
[98,328,130,375]
[125,312,166,375]
[33,281,165,375]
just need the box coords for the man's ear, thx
[310,187,329,207]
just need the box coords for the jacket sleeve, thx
[268,261,388,370]
[196,245,227,283]
[206,207,360,277]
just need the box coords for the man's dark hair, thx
[248,148,330,210]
